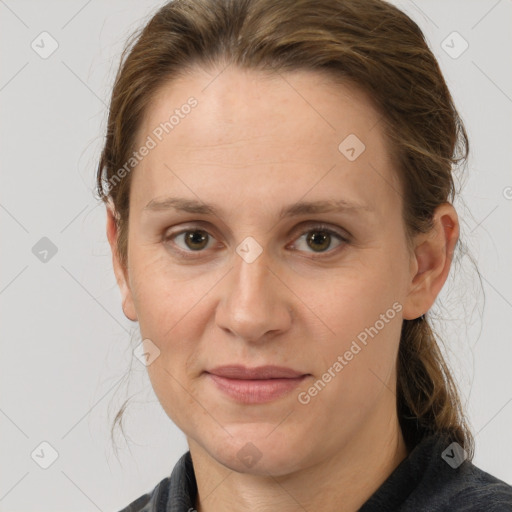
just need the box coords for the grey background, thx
[1,0,511,510]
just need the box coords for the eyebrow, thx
[143,196,373,219]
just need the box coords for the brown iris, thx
[306,231,331,252]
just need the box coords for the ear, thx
[402,203,459,320]
[106,203,138,322]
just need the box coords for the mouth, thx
[204,365,311,404]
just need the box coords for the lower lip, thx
[206,373,309,404]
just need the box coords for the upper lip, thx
[206,365,308,380]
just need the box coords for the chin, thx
[205,425,310,476]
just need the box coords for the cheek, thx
[146,361,201,435]
[128,253,221,382]
[293,265,404,398]
[137,271,208,430]
[298,302,402,439]
[127,244,204,336]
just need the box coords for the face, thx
[108,66,426,476]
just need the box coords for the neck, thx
[188,403,408,512]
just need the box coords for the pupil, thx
[186,231,207,250]
[308,231,330,251]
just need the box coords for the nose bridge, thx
[216,247,291,341]
[234,247,271,302]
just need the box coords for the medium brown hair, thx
[97,0,475,458]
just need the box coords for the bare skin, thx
[106,65,459,512]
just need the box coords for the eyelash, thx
[163,223,350,259]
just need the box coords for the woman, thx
[96,0,512,510]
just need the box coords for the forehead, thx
[131,66,401,217]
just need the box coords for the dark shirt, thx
[118,432,512,511]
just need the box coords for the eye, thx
[163,223,349,259]
[165,228,217,253]
[290,224,349,255]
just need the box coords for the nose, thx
[214,249,293,343]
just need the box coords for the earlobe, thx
[106,204,138,322]
[402,203,459,321]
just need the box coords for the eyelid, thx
[292,222,350,241]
